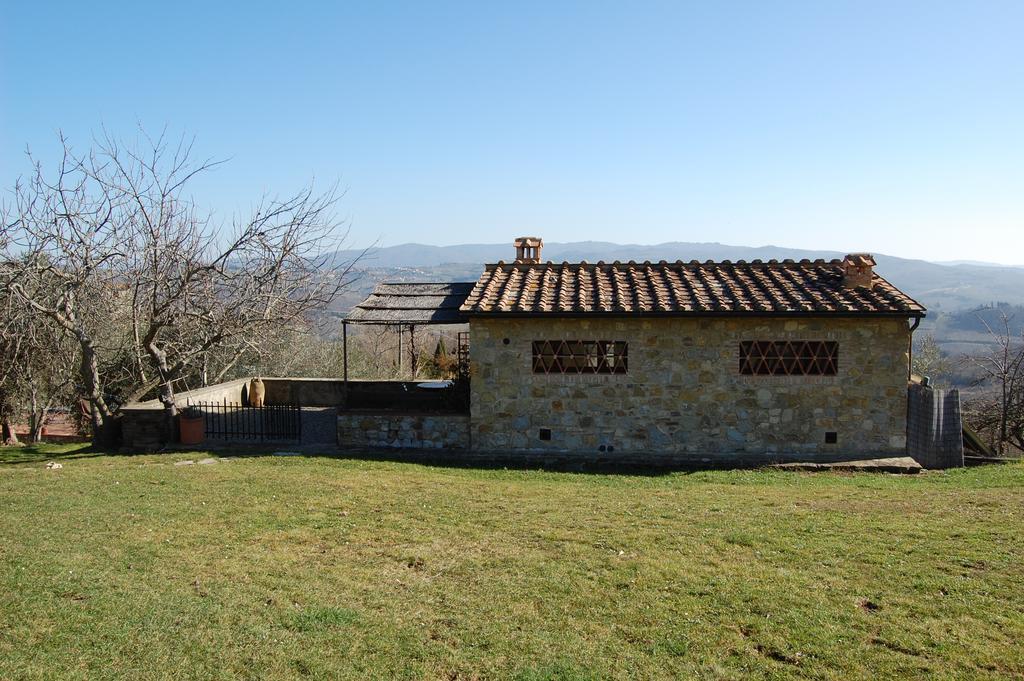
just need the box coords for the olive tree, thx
[0,252,80,443]
[3,130,360,444]
[0,267,28,443]
[962,313,1024,455]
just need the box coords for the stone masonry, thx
[469,316,910,461]
[337,412,470,450]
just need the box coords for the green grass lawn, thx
[1,444,1023,680]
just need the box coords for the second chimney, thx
[514,236,543,264]
[841,253,876,290]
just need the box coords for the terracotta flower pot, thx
[179,414,205,445]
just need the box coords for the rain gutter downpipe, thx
[907,316,922,382]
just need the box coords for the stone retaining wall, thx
[120,377,464,450]
[337,412,470,450]
[469,316,911,460]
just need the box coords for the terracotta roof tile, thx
[460,259,925,317]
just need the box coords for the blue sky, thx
[2,1,1022,262]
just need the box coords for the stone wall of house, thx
[469,316,911,462]
[337,412,470,450]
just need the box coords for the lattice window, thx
[739,340,838,376]
[532,340,628,374]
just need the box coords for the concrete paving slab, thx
[772,457,922,474]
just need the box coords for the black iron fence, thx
[189,400,302,442]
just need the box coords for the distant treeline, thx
[943,303,1024,334]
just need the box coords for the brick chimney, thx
[841,253,876,290]
[514,236,543,264]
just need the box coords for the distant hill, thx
[936,260,1024,268]
[322,240,1024,385]
[942,303,1024,333]
[331,240,1024,313]
[921,302,1024,358]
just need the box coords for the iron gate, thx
[190,400,302,442]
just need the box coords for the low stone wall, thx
[256,378,459,410]
[124,378,250,412]
[120,377,467,450]
[182,378,250,405]
[120,378,251,450]
[337,412,470,450]
[263,378,346,407]
[340,381,461,411]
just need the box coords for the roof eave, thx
[460,310,926,319]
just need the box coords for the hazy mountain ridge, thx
[936,260,1024,268]
[333,240,1024,313]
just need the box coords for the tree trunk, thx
[29,384,40,443]
[29,394,56,444]
[146,341,178,444]
[78,336,114,447]
[92,408,121,448]
[1,416,20,446]
[30,417,45,443]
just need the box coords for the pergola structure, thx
[342,282,475,381]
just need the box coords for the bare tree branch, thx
[2,129,361,445]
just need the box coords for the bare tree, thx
[0,264,27,444]
[16,320,78,443]
[245,322,346,379]
[2,137,129,443]
[912,334,951,385]
[3,129,361,445]
[962,312,1024,455]
[0,254,79,443]
[344,324,405,379]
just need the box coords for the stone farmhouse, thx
[124,236,947,466]
[456,238,926,463]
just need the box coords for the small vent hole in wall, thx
[539,428,551,441]
[825,431,838,444]
[502,338,510,345]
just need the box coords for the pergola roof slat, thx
[347,282,475,324]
